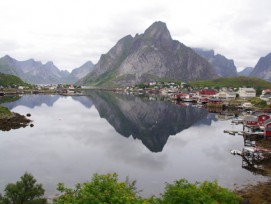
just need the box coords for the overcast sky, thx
[0,0,270,72]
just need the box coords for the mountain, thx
[193,48,237,77]
[0,55,69,84]
[250,53,271,81]
[65,61,94,83]
[238,67,254,76]
[77,21,217,87]
[87,91,208,152]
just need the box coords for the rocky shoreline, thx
[0,112,32,131]
[236,180,271,204]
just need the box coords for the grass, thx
[0,106,12,119]
[0,72,31,87]
[189,76,271,89]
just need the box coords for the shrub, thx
[160,179,241,204]
[54,173,143,204]
[1,172,46,204]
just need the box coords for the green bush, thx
[54,173,143,204]
[159,179,241,204]
[0,172,46,204]
[249,97,268,108]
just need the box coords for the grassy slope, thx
[0,106,12,119]
[0,73,30,87]
[189,76,271,89]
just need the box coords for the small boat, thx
[0,92,5,96]
[231,149,242,155]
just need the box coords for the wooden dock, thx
[223,130,264,136]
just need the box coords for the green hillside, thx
[189,76,271,89]
[0,72,30,87]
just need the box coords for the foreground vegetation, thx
[189,76,271,90]
[0,172,243,204]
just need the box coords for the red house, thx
[263,118,271,137]
[244,115,258,127]
[255,113,270,126]
[199,89,217,97]
[199,98,209,104]
[208,98,223,104]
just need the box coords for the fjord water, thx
[0,92,267,197]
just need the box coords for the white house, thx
[238,88,256,98]
[216,91,236,100]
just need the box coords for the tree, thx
[159,179,241,204]
[54,173,143,204]
[1,172,46,204]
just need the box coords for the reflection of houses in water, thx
[215,111,236,121]
[231,136,271,175]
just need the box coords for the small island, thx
[0,106,31,131]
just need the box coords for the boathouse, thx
[244,115,258,127]
[255,113,270,126]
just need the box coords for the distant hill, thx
[77,21,217,87]
[238,67,254,76]
[0,73,30,87]
[0,55,94,84]
[65,61,94,83]
[0,55,69,84]
[250,53,271,81]
[189,76,271,89]
[193,48,237,77]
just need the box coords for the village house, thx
[243,113,270,127]
[216,91,236,100]
[255,113,270,126]
[262,89,271,95]
[260,93,271,102]
[243,115,258,127]
[238,87,256,98]
[199,89,217,98]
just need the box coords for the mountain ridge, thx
[249,53,271,81]
[0,55,94,84]
[193,48,237,77]
[77,21,218,87]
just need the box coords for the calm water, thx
[0,91,268,197]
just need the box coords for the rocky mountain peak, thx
[45,61,54,66]
[250,52,271,81]
[193,48,215,59]
[1,55,16,64]
[144,21,172,42]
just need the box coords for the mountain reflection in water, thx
[87,91,209,152]
[1,91,209,152]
